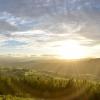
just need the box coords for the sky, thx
[0,0,100,58]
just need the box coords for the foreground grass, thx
[0,95,34,100]
[0,68,100,100]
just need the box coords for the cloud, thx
[78,22,100,41]
[2,40,27,47]
[0,0,100,56]
[0,12,40,31]
[0,0,99,18]
[0,0,100,40]
[0,27,98,49]
[0,34,7,41]
[0,20,18,31]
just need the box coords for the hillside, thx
[0,57,100,99]
[0,68,100,100]
[0,57,100,80]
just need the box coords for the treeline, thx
[0,68,100,100]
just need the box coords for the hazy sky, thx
[0,0,100,58]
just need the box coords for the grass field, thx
[0,58,100,100]
[0,96,34,100]
[0,68,100,100]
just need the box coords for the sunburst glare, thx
[57,40,87,59]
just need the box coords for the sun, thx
[57,40,87,59]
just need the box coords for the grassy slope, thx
[0,68,100,100]
[0,57,100,99]
[0,96,34,100]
